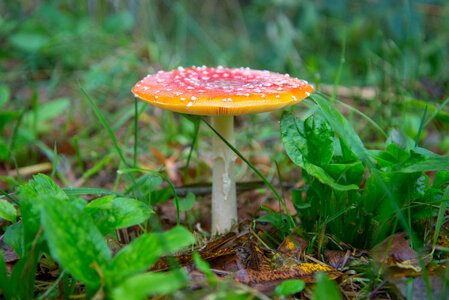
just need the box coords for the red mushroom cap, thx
[132,66,314,116]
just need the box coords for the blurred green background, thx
[1,0,448,183]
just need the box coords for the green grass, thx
[1,0,449,298]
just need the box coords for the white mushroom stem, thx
[211,115,237,234]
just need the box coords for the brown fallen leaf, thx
[235,262,341,285]
[371,232,432,272]
[277,235,309,257]
[325,249,352,269]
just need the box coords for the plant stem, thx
[211,115,237,234]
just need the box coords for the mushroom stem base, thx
[211,115,237,234]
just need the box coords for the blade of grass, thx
[414,104,428,147]
[424,96,449,127]
[51,143,57,178]
[73,135,85,173]
[80,87,129,167]
[332,32,346,100]
[182,115,201,181]
[432,187,449,251]
[8,109,25,182]
[80,154,113,184]
[0,189,19,206]
[133,98,138,168]
[335,99,387,138]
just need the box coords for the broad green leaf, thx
[311,93,372,167]
[0,139,10,160]
[304,114,334,166]
[274,279,306,297]
[326,161,364,186]
[9,32,50,52]
[17,174,68,247]
[257,212,295,233]
[304,162,359,191]
[373,143,411,168]
[178,192,195,211]
[41,196,111,290]
[280,111,333,167]
[3,222,23,257]
[125,173,163,204]
[281,111,358,191]
[396,151,449,173]
[0,111,18,131]
[112,269,188,300]
[434,171,449,188]
[311,273,341,300]
[0,84,10,107]
[85,195,153,234]
[0,199,16,222]
[108,226,195,284]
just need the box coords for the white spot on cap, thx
[190,96,197,101]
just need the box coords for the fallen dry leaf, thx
[371,232,431,272]
[325,249,352,269]
[235,262,340,285]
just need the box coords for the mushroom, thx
[132,66,313,234]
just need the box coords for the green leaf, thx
[193,252,217,286]
[274,279,306,297]
[125,173,163,204]
[280,111,334,167]
[326,161,364,186]
[3,222,23,257]
[434,171,449,188]
[304,114,334,166]
[311,272,341,300]
[257,212,295,233]
[108,226,195,284]
[396,152,449,173]
[17,174,69,247]
[304,162,359,191]
[0,199,16,222]
[0,250,9,298]
[41,196,111,291]
[0,111,18,131]
[85,195,153,234]
[178,192,195,211]
[10,32,50,52]
[0,84,10,107]
[311,93,372,167]
[281,111,358,191]
[112,269,188,300]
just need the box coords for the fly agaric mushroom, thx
[132,66,313,234]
